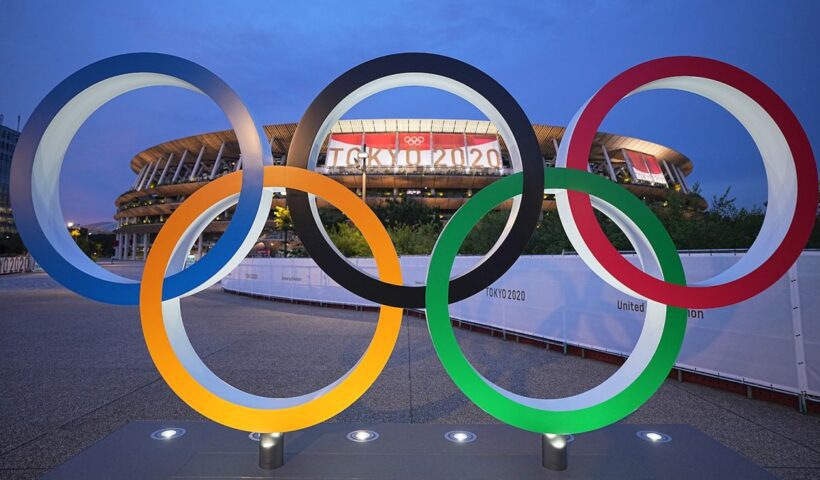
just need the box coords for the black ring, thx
[286,53,542,308]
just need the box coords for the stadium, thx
[112,119,696,260]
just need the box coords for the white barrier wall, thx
[0,255,36,275]
[222,252,820,398]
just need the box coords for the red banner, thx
[325,132,502,169]
[623,150,667,185]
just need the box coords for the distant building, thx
[0,118,20,235]
[113,119,699,260]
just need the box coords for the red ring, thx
[564,56,817,308]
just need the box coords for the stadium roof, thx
[129,119,693,175]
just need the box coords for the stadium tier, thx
[112,119,697,260]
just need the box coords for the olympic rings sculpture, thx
[11,53,817,436]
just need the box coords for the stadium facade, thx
[113,119,695,260]
[0,119,21,235]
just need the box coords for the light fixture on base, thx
[347,430,379,443]
[637,430,672,443]
[444,430,477,444]
[150,427,185,440]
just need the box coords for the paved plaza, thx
[1,262,819,479]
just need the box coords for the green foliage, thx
[809,216,820,249]
[325,219,442,257]
[327,222,371,257]
[0,233,26,255]
[303,187,820,258]
[373,199,440,229]
[458,210,574,255]
[272,206,293,232]
[455,187,819,255]
[389,223,439,255]
[60,228,115,259]
[288,244,308,257]
[273,206,294,256]
[651,188,768,250]
[320,200,443,257]
[525,211,574,254]
[319,206,346,229]
[458,210,508,255]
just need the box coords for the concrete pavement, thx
[1,262,819,479]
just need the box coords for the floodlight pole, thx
[542,433,568,471]
[259,432,284,469]
[358,144,368,203]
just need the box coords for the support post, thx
[156,152,175,185]
[673,163,691,193]
[136,165,149,190]
[600,145,617,182]
[132,164,148,190]
[135,166,147,191]
[142,233,149,260]
[144,156,164,189]
[130,233,137,260]
[362,167,367,202]
[788,264,809,414]
[189,145,206,181]
[669,162,685,190]
[121,233,129,260]
[258,433,284,469]
[660,160,677,187]
[209,142,226,179]
[542,434,568,471]
[171,149,189,184]
[196,235,203,260]
[137,159,156,190]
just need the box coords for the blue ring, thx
[10,53,270,304]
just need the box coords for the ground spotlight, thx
[445,430,477,444]
[260,432,281,449]
[150,427,185,440]
[542,433,569,471]
[637,430,672,443]
[347,430,379,443]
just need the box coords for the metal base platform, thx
[43,421,773,479]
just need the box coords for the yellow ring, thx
[140,166,403,432]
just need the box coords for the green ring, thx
[425,168,687,434]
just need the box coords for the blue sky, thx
[1,0,817,224]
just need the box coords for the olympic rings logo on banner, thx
[10,53,817,435]
[403,135,426,145]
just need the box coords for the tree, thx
[273,206,294,257]
[0,233,26,255]
[458,210,509,255]
[327,223,371,257]
[309,186,820,257]
[389,223,439,255]
[374,199,440,229]
[319,206,346,230]
[524,210,573,254]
